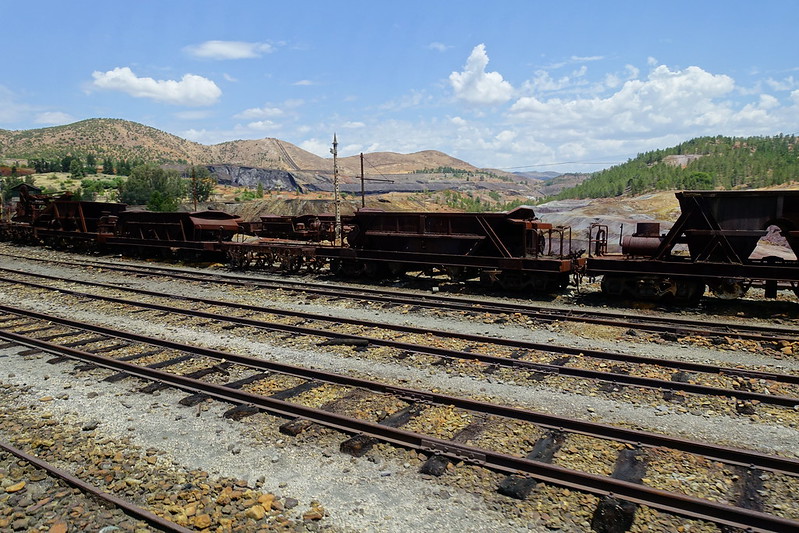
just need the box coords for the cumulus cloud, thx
[766,76,798,92]
[91,67,221,106]
[234,106,284,119]
[247,120,279,131]
[449,44,514,105]
[510,65,737,136]
[34,111,74,125]
[184,40,273,60]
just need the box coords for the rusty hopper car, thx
[13,196,127,248]
[0,189,242,259]
[317,206,580,292]
[101,210,242,257]
[587,190,799,303]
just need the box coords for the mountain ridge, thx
[0,118,485,177]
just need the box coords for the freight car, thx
[225,206,581,292]
[1,187,242,259]
[325,207,579,291]
[586,190,799,304]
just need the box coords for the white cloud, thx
[247,120,279,131]
[0,85,29,122]
[571,55,603,62]
[184,40,273,60]
[234,106,284,119]
[299,138,333,158]
[380,90,431,112]
[91,67,221,106]
[428,42,451,52]
[293,80,315,86]
[34,111,74,125]
[449,44,514,105]
[510,65,737,136]
[766,76,798,91]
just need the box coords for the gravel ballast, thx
[1,246,798,531]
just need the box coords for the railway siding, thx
[1,246,798,531]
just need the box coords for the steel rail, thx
[0,303,797,477]
[0,327,795,532]
[0,440,193,533]
[2,252,796,343]
[2,270,799,407]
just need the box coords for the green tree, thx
[185,165,216,203]
[148,190,181,211]
[85,153,97,174]
[119,163,185,210]
[69,159,86,179]
[256,182,264,197]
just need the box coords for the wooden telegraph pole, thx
[360,152,365,208]
[191,165,198,211]
[331,134,341,246]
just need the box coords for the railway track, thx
[2,249,797,344]
[2,246,799,530]
[0,306,797,531]
[1,266,798,409]
[0,440,193,532]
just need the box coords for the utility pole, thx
[331,134,341,246]
[360,152,365,208]
[190,165,197,211]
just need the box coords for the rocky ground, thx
[0,244,798,532]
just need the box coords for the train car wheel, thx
[283,255,303,273]
[708,278,750,299]
[388,262,407,277]
[600,275,626,297]
[667,279,705,306]
[305,256,325,273]
[363,261,388,279]
[499,271,530,291]
[328,259,343,275]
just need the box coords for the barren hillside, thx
[0,119,487,176]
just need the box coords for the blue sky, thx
[2,1,798,173]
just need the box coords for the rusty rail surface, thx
[0,324,796,531]
[0,304,797,476]
[2,270,799,409]
[1,253,797,343]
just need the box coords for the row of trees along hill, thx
[29,154,142,177]
[1,163,216,212]
[554,134,799,200]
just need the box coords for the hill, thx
[555,134,799,199]
[0,118,481,176]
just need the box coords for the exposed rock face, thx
[208,165,301,191]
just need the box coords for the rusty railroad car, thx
[586,190,799,303]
